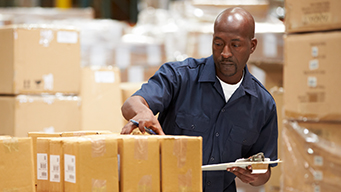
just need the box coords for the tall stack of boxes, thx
[283,0,341,191]
[0,25,82,136]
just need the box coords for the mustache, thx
[220,58,233,63]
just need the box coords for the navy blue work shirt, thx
[133,55,278,192]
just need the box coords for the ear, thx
[250,38,257,54]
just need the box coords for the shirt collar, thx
[198,55,258,98]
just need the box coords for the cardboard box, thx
[0,137,35,192]
[80,66,123,132]
[63,136,119,192]
[118,135,160,192]
[61,130,113,137]
[0,95,81,137]
[0,25,80,95]
[281,120,341,191]
[49,138,65,192]
[37,138,50,192]
[28,132,62,185]
[285,0,341,33]
[160,136,202,192]
[284,31,341,121]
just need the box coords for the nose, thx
[221,45,232,58]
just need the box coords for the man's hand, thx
[227,165,271,186]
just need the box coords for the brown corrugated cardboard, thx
[284,31,341,121]
[49,138,65,192]
[0,95,81,137]
[36,138,50,192]
[28,132,62,185]
[285,0,341,33]
[160,135,202,192]
[80,66,123,132]
[282,120,341,191]
[0,25,80,95]
[63,136,119,192]
[118,135,160,192]
[0,137,35,192]
[61,130,112,137]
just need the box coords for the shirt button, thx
[210,157,215,161]
[191,125,195,130]
[207,181,211,186]
[221,108,225,112]
[216,132,219,137]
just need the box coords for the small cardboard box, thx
[63,136,119,192]
[0,137,35,192]
[49,138,66,192]
[285,0,341,33]
[37,138,51,192]
[118,135,160,192]
[28,132,62,185]
[284,31,341,121]
[80,66,123,132]
[0,95,81,137]
[160,135,202,192]
[0,25,81,95]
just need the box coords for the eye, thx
[213,40,224,47]
[232,43,240,48]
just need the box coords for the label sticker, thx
[64,154,76,183]
[94,71,115,83]
[147,45,161,66]
[43,73,54,90]
[314,156,323,166]
[307,76,317,87]
[57,31,78,44]
[311,46,318,57]
[309,59,319,70]
[50,155,60,182]
[37,153,48,180]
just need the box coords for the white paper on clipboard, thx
[201,159,281,173]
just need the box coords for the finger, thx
[120,122,135,134]
[229,167,256,184]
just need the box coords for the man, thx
[121,7,278,192]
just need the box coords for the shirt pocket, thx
[229,124,259,146]
[175,112,210,133]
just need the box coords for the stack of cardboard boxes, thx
[282,0,341,191]
[0,25,82,137]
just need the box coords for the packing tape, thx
[137,175,152,192]
[3,188,19,192]
[92,179,107,192]
[3,137,19,153]
[134,137,148,160]
[90,138,106,158]
[178,169,192,192]
[173,138,187,168]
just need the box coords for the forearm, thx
[121,95,151,120]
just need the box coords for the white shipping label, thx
[57,31,78,44]
[314,156,323,166]
[37,153,48,180]
[312,46,318,57]
[64,154,76,183]
[43,73,54,90]
[309,59,319,70]
[147,45,162,66]
[308,76,317,87]
[50,155,60,182]
[94,71,115,83]
[40,30,54,47]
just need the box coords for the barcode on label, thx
[68,165,74,171]
[69,175,74,180]
[41,172,47,177]
[40,163,47,169]
[53,165,59,171]
[54,174,59,180]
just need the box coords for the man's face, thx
[212,19,256,84]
